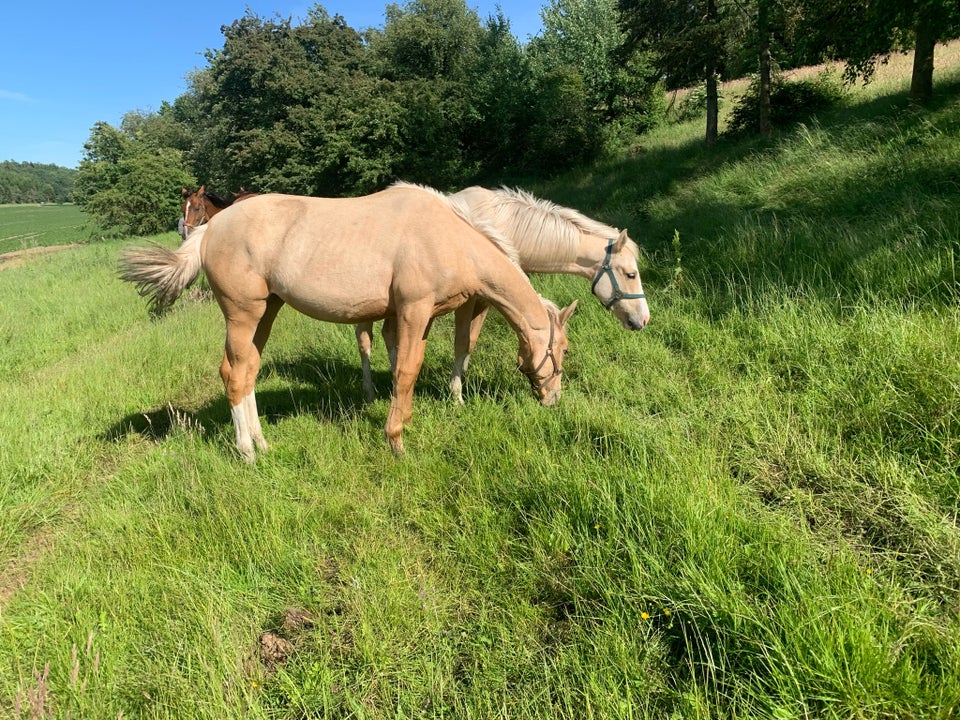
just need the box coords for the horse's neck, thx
[474,253,550,344]
[516,231,605,279]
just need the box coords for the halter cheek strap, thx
[519,318,562,391]
[591,240,645,309]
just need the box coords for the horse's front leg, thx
[385,307,433,455]
[450,298,490,403]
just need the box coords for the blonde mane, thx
[469,186,638,266]
[390,181,521,266]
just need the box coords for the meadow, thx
[1,49,959,719]
[0,204,91,256]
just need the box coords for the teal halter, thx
[591,240,645,309]
[519,315,562,392]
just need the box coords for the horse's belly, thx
[266,253,393,323]
[279,288,390,324]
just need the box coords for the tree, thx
[0,162,76,204]
[803,0,960,103]
[74,120,195,236]
[533,0,663,136]
[620,0,734,144]
[365,0,491,186]
[462,13,536,172]
[184,8,410,195]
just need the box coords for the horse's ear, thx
[197,184,205,194]
[181,187,189,198]
[558,299,578,327]
[613,229,629,251]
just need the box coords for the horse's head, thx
[520,300,577,406]
[233,187,258,202]
[590,229,650,331]
[181,185,209,237]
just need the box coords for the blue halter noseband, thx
[591,240,646,309]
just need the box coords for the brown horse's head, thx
[181,185,209,238]
[181,186,236,238]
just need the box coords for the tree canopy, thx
[72,0,960,235]
[0,161,76,204]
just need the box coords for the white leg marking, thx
[243,392,268,451]
[231,402,256,462]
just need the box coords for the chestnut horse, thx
[180,186,258,239]
[356,183,649,402]
[119,185,576,459]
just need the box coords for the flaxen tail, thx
[117,227,205,313]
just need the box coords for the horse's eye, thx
[626,272,637,280]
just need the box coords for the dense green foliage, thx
[0,161,76,204]
[2,59,959,717]
[73,118,196,236]
[725,69,848,137]
[70,0,960,235]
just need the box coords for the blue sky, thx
[0,1,544,170]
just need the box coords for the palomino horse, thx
[180,186,257,239]
[119,185,577,459]
[355,183,649,402]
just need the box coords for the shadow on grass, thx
[99,345,463,449]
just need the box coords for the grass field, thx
[0,204,93,256]
[1,50,959,719]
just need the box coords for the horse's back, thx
[200,189,489,323]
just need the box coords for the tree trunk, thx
[758,0,771,136]
[706,66,719,145]
[910,11,936,104]
[705,0,719,145]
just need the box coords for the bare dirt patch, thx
[0,244,82,270]
[0,526,57,607]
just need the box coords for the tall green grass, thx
[1,60,959,718]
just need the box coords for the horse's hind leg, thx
[355,322,375,401]
[220,324,259,462]
[219,295,279,462]
[244,295,284,452]
[450,298,490,403]
[381,317,398,374]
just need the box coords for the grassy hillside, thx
[1,52,958,719]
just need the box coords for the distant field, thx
[0,204,90,255]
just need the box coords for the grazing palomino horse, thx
[355,183,649,402]
[180,186,258,240]
[119,185,576,459]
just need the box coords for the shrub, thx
[725,70,846,138]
